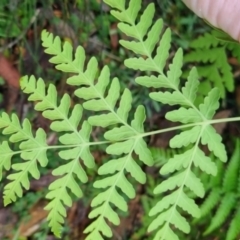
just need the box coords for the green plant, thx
[184,29,240,104]
[0,0,36,38]
[0,0,240,239]
[193,139,240,240]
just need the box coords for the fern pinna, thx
[184,29,240,104]
[0,0,238,239]
[193,139,240,240]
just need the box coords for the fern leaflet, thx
[196,140,240,239]
[184,31,236,104]
[20,75,95,236]
[0,113,48,205]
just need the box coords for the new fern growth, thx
[0,0,240,239]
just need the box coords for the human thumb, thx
[182,0,240,42]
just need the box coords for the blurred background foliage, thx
[0,0,240,239]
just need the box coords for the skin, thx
[182,0,240,42]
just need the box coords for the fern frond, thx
[227,42,240,62]
[204,193,236,235]
[0,141,13,181]
[102,1,228,239]
[0,113,48,205]
[41,30,136,129]
[150,147,179,166]
[226,208,240,240]
[40,13,154,238]
[209,160,224,187]
[223,140,240,192]
[196,140,240,238]
[0,0,235,239]
[184,32,234,102]
[147,53,225,239]
[198,188,221,218]
[190,32,220,49]
[20,75,95,237]
[84,105,153,239]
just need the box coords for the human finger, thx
[182,0,240,42]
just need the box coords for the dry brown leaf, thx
[110,23,119,49]
[18,199,48,237]
[0,53,20,88]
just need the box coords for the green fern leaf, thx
[226,208,240,240]
[152,225,179,240]
[4,128,47,205]
[166,108,202,123]
[86,135,153,238]
[0,141,13,180]
[118,3,154,39]
[201,125,227,162]
[0,113,31,141]
[192,148,217,176]
[150,48,182,90]
[136,75,171,88]
[153,28,172,73]
[75,66,110,100]
[40,24,155,238]
[78,66,153,240]
[87,83,130,124]
[149,191,178,216]
[120,19,162,55]
[181,67,199,103]
[199,88,220,120]
[126,27,171,74]
[155,170,204,198]
[227,41,240,62]
[184,33,234,101]
[149,143,205,238]
[170,127,201,148]
[0,111,48,205]
[159,149,192,174]
[150,91,187,106]
[45,120,94,236]
[199,188,221,218]
[153,173,185,193]
[82,76,120,111]
[104,127,135,141]
[195,142,240,239]
[102,0,229,239]
[223,140,240,192]
[108,0,141,24]
[20,74,95,235]
[1,0,234,239]
[204,193,236,235]
[190,32,220,49]
[134,138,153,165]
[44,29,155,235]
[149,207,190,234]
[161,147,216,176]
[85,217,112,239]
